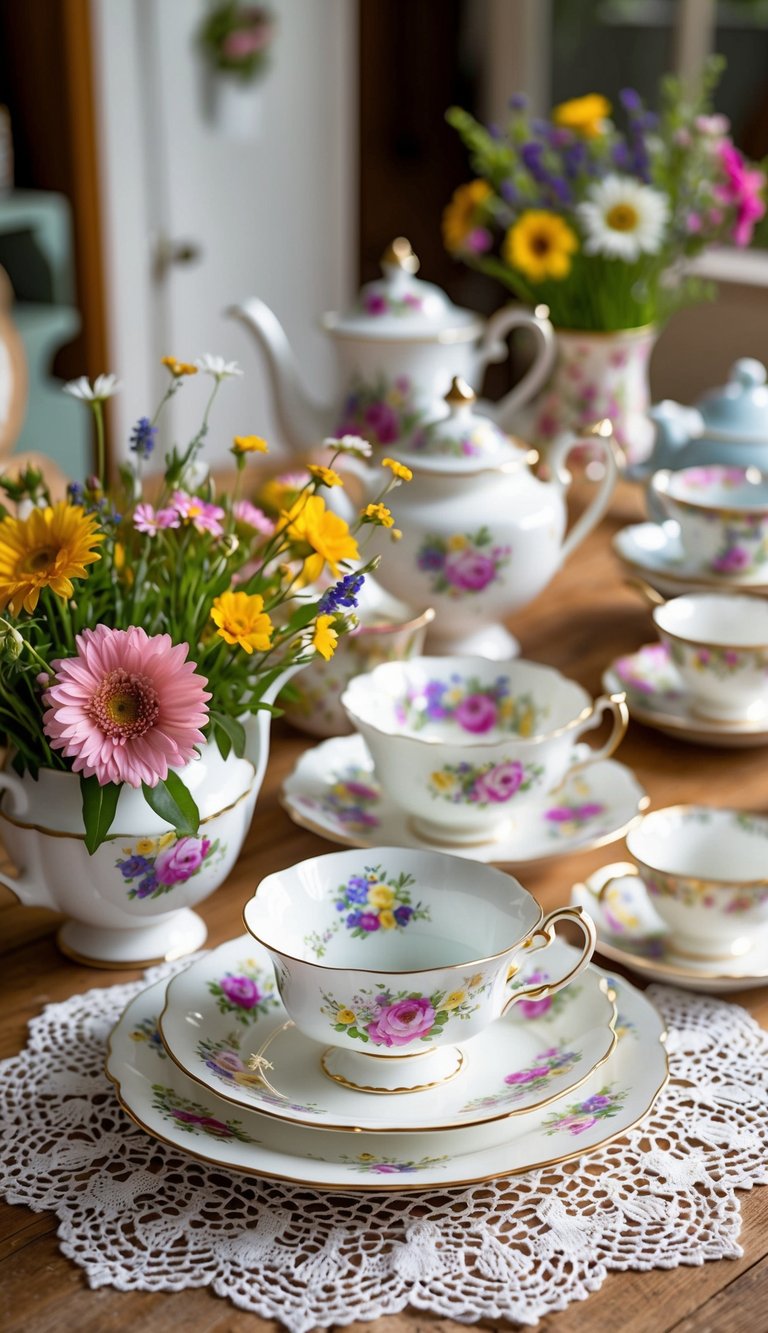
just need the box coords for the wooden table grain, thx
[1,480,767,1333]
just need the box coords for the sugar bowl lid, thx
[321,238,482,342]
[698,358,768,440]
[403,377,534,472]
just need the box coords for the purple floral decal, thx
[207,958,280,1027]
[361,290,424,317]
[542,1085,628,1137]
[129,1017,166,1058]
[320,972,490,1048]
[395,672,545,737]
[151,1083,257,1143]
[428,757,544,805]
[194,1034,327,1115]
[341,1152,449,1175]
[508,968,580,1020]
[459,1045,581,1112]
[303,865,430,959]
[335,374,426,449]
[416,526,512,597]
[116,833,223,900]
[544,802,606,837]
[297,763,382,835]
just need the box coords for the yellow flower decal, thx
[232,434,269,455]
[503,211,578,283]
[552,93,611,138]
[161,355,198,377]
[379,910,396,930]
[444,990,467,1009]
[307,464,343,488]
[381,457,413,482]
[430,770,456,791]
[447,534,468,551]
[313,614,338,661]
[135,837,157,856]
[211,590,274,654]
[442,179,492,253]
[336,1008,356,1025]
[467,973,484,989]
[362,502,394,529]
[368,884,394,909]
[0,502,104,615]
[281,493,359,581]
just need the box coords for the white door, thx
[92,0,357,468]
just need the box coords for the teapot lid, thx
[698,358,768,438]
[402,377,534,473]
[322,238,482,342]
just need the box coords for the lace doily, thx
[1,961,767,1332]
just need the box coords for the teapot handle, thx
[550,421,620,565]
[475,306,556,430]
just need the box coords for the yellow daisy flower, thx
[307,464,343,488]
[381,457,413,483]
[379,910,396,930]
[444,990,467,1009]
[368,884,394,909]
[312,614,338,661]
[503,211,578,283]
[361,502,394,529]
[232,434,269,455]
[552,93,611,138]
[337,1008,356,1025]
[281,494,359,581]
[211,590,273,654]
[161,355,198,377]
[442,179,492,253]
[0,503,104,615]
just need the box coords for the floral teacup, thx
[652,591,768,720]
[243,845,596,1092]
[650,464,768,577]
[589,805,768,960]
[280,582,434,738]
[340,656,628,844]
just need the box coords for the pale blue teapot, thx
[629,358,768,482]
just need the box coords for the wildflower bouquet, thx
[199,2,274,82]
[0,356,400,851]
[444,60,766,331]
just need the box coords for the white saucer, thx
[159,934,618,1133]
[603,645,768,748]
[572,866,768,993]
[107,962,667,1191]
[281,734,649,866]
[613,521,768,598]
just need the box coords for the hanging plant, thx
[199,3,275,84]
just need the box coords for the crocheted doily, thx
[1,962,766,1331]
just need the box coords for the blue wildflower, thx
[346,911,363,927]
[318,571,365,615]
[346,880,370,905]
[67,481,85,506]
[394,905,413,926]
[135,874,159,898]
[130,416,158,457]
[117,855,151,879]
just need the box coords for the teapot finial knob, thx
[445,376,476,409]
[381,237,420,274]
[732,357,766,389]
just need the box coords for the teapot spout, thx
[626,401,704,481]
[227,298,334,455]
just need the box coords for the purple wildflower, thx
[130,416,158,457]
[318,571,365,614]
[67,481,85,505]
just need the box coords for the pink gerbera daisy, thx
[43,625,211,788]
[171,490,226,537]
[232,499,275,536]
[134,503,181,535]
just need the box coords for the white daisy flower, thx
[63,373,122,402]
[577,175,669,262]
[195,354,243,380]
[323,433,373,459]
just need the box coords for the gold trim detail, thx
[320,1045,465,1095]
[445,375,476,407]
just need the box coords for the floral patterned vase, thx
[529,326,657,469]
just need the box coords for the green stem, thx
[93,400,106,486]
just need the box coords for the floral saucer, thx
[572,866,768,993]
[603,645,768,748]
[280,734,649,865]
[107,960,667,1191]
[613,521,768,598]
[159,935,618,1133]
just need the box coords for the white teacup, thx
[243,845,596,1092]
[591,805,768,960]
[653,592,768,721]
[650,464,768,578]
[340,656,628,844]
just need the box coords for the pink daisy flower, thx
[232,499,275,536]
[133,503,181,535]
[43,625,211,788]
[171,490,226,537]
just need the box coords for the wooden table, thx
[1,480,767,1333]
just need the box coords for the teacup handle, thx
[578,860,641,904]
[502,905,597,1015]
[0,771,56,909]
[557,693,629,784]
[475,305,556,428]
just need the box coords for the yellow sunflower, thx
[210,590,273,654]
[0,502,104,615]
[552,93,611,139]
[442,179,492,253]
[503,211,578,282]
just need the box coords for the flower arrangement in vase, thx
[199,3,275,138]
[0,355,400,964]
[444,59,766,464]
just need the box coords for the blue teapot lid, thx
[698,359,768,439]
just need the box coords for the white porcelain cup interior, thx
[340,656,626,843]
[653,592,768,720]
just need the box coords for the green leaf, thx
[80,774,122,854]
[141,770,200,836]
[210,711,246,759]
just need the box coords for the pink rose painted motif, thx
[542,1085,627,1137]
[207,958,280,1026]
[116,833,222,901]
[428,757,544,806]
[152,1085,256,1143]
[395,672,545,738]
[320,972,491,1048]
[417,526,511,598]
[459,1045,581,1113]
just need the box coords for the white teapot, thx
[228,237,555,454]
[338,378,618,659]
